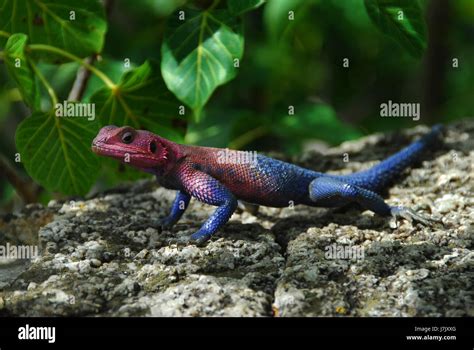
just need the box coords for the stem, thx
[209,0,220,11]
[68,56,95,101]
[28,44,116,90]
[29,60,58,106]
[229,125,268,149]
[0,30,10,38]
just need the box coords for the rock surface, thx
[0,121,472,316]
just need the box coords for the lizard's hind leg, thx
[308,177,434,226]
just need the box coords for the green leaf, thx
[137,0,187,17]
[364,0,427,58]
[228,0,265,16]
[81,58,132,102]
[15,111,100,195]
[3,33,40,109]
[0,0,107,59]
[0,91,11,121]
[273,104,362,145]
[264,0,312,40]
[0,182,15,205]
[91,60,185,142]
[161,8,244,118]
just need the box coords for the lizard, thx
[91,124,443,245]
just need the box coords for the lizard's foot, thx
[188,230,212,246]
[151,217,176,232]
[389,206,439,228]
[160,216,177,229]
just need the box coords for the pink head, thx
[91,125,175,173]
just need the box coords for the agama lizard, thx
[92,125,443,245]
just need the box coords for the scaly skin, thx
[92,125,443,245]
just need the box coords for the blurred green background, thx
[0,0,473,212]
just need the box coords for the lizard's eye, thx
[122,132,133,144]
[149,141,157,153]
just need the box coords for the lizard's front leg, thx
[159,191,191,229]
[180,167,237,245]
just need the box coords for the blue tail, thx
[339,125,444,192]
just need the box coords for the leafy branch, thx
[0,0,428,199]
[28,44,117,90]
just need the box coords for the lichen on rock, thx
[0,121,472,316]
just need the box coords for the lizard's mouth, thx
[91,142,159,162]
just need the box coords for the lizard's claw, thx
[151,217,176,232]
[389,206,440,228]
[174,231,211,247]
[189,230,211,246]
[160,216,177,229]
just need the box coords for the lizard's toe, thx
[389,206,440,228]
[150,219,163,233]
[151,217,175,232]
[173,233,207,247]
[189,231,211,246]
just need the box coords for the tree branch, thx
[67,0,115,101]
[422,0,452,122]
[1,0,115,206]
[0,154,37,203]
[67,56,95,101]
